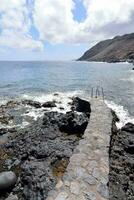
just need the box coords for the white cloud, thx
[83,0,134,27]
[0,0,134,51]
[0,0,43,50]
[33,0,134,45]
[33,0,78,43]
[0,30,43,51]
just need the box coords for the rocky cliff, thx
[78,33,134,63]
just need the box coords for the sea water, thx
[0,60,134,128]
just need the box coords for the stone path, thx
[46,99,112,200]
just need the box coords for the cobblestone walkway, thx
[47,99,112,200]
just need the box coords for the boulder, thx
[42,101,56,108]
[0,171,17,190]
[22,100,41,108]
[71,97,91,114]
[53,93,59,96]
[59,111,88,136]
[121,123,134,133]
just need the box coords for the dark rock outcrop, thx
[59,111,88,136]
[71,97,91,115]
[0,97,90,200]
[121,122,134,133]
[78,33,134,63]
[109,121,134,200]
[42,101,56,108]
[22,100,42,108]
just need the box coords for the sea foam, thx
[105,100,134,129]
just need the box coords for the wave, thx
[21,91,85,121]
[0,99,8,106]
[21,91,84,112]
[105,100,134,129]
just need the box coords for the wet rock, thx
[42,101,56,108]
[53,93,59,96]
[0,171,17,190]
[71,97,91,115]
[22,100,41,108]
[121,123,134,133]
[59,107,64,110]
[6,101,20,109]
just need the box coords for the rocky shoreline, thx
[0,97,91,200]
[109,111,134,200]
[0,96,134,200]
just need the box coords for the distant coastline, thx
[78,32,134,64]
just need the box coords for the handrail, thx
[90,86,105,100]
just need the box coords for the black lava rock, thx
[42,101,56,108]
[121,123,134,133]
[1,97,91,199]
[71,97,91,115]
[109,121,134,200]
[59,111,88,136]
[22,100,42,108]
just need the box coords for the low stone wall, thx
[46,99,112,200]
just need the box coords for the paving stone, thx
[75,166,87,178]
[97,182,109,198]
[64,180,70,187]
[55,192,69,200]
[84,175,97,185]
[47,99,111,200]
[70,181,80,195]
[93,168,100,179]
[56,180,63,189]
[83,191,96,200]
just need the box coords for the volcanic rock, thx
[22,100,41,108]
[42,101,56,108]
[71,97,91,114]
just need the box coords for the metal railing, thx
[91,86,105,100]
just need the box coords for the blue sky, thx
[0,0,134,60]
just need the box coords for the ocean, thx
[0,60,134,128]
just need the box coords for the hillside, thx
[78,33,134,63]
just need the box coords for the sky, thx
[0,0,134,60]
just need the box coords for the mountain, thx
[78,33,134,63]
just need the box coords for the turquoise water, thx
[0,61,134,119]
